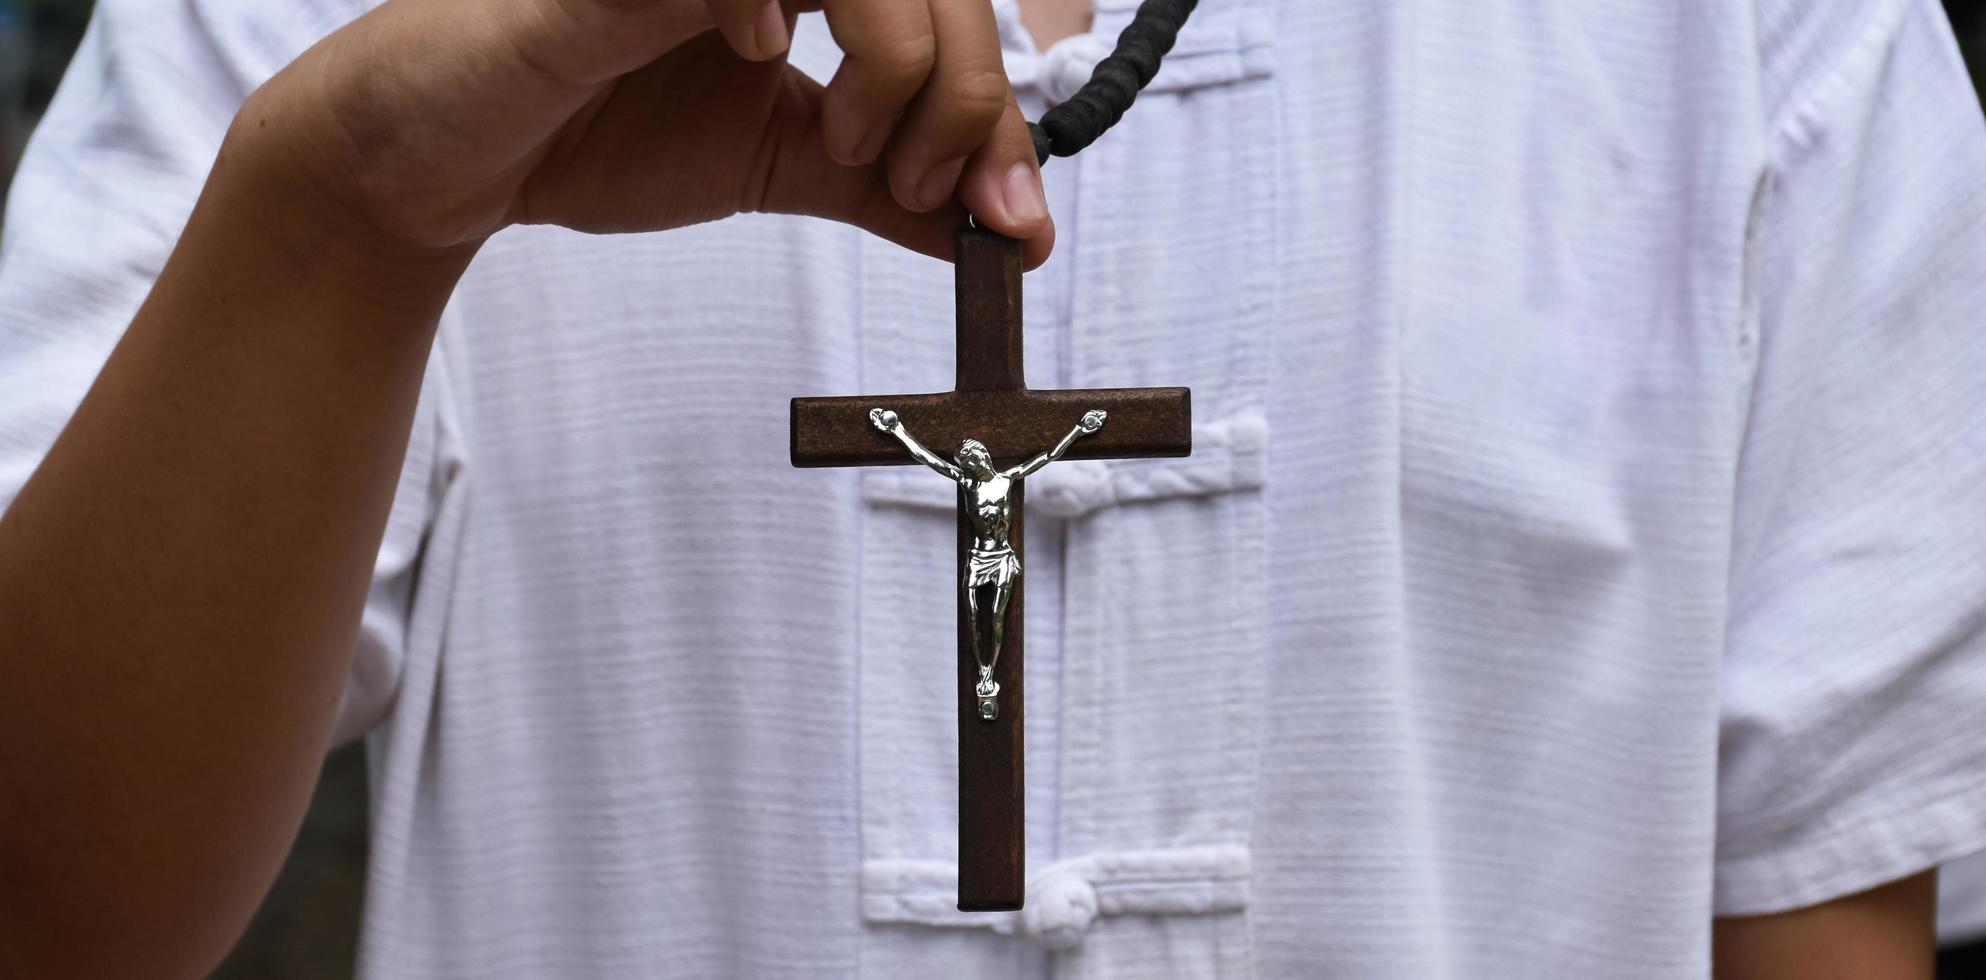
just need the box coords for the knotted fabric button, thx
[1018,870,1100,951]
[1041,34,1115,105]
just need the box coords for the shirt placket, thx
[1047,0,1279,975]
[855,2,1278,975]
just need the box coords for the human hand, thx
[1079,410,1106,433]
[233,0,1053,273]
[870,408,901,431]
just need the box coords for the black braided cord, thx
[1027,0,1199,165]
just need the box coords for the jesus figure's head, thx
[954,439,996,479]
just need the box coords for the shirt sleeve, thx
[0,0,427,747]
[1715,0,1986,915]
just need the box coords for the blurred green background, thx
[0,1,1984,976]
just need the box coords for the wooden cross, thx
[790,228,1192,911]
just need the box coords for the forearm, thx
[1047,425,1085,461]
[1011,425,1085,478]
[0,119,473,977]
[893,430,957,475]
[1712,870,1936,979]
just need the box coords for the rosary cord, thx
[1027,0,1199,164]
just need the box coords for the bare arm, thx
[1712,870,1936,980]
[0,131,471,977]
[871,408,964,481]
[1005,409,1106,479]
[0,0,1057,969]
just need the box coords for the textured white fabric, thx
[6,0,1986,975]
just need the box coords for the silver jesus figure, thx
[869,407,1108,721]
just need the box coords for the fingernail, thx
[915,157,968,212]
[753,0,788,59]
[1001,163,1048,223]
[853,111,902,165]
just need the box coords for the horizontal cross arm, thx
[791,387,1192,468]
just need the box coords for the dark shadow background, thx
[2,1,1984,976]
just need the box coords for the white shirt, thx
[6,0,1986,975]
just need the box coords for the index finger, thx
[883,0,1010,213]
[704,0,793,61]
[817,0,939,165]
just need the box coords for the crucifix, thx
[790,228,1192,911]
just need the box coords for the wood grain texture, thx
[788,228,1191,911]
[958,483,1024,911]
[790,388,1193,468]
[954,230,1025,392]
[951,230,1028,912]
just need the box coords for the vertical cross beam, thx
[790,229,1192,911]
[952,231,1027,910]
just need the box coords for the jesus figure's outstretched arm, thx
[871,408,965,481]
[1004,410,1107,479]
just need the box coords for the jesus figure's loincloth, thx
[964,547,1022,589]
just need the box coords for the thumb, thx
[752,67,1055,269]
